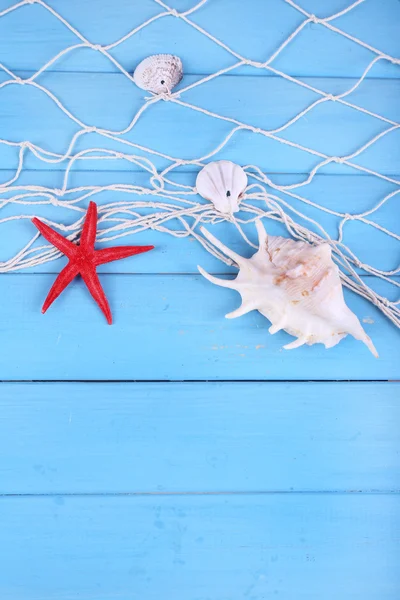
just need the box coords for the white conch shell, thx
[198,220,378,356]
[196,160,248,214]
[133,54,183,94]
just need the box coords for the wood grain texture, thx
[0,381,398,494]
[0,494,399,600]
[0,0,399,597]
[0,274,397,380]
[0,0,398,77]
[0,74,399,174]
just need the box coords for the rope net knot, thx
[0,0,398,329]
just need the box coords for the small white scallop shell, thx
[196,160,248,215]
[133,54,183,94]
[198,220,378,357]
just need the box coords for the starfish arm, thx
[42,261,80,314]
[80,201,98,250]
[94,245,154,266]
[35,203,154,324]
[32,217,76,258]
[80,266,112,324]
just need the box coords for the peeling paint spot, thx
[255,344,265,350]
[363,317,374,324]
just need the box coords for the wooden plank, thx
[0,0,398,77]
[0,381,398,494]
[0,274,398,380]
[0,170,398,275]
[0,74,399,174]
[0,494,398,599]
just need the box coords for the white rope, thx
[0,0,399,328]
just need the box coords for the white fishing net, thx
[0,0,399,327]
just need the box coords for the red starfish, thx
[32,201,154,324]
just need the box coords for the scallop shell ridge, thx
[133,54,183,94]
[196,160,248,214]
[198,220,378,357]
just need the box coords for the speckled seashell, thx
[196,160,248,215]
[198,220,378,356]
[133,54,183,94]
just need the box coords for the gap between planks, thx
[1,273,393,277]
[4,71,400,80]
[1,379,398,383]
[2,170,399,176]
[1,490,399,498]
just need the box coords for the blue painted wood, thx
[0,0,398,77]
[0,74,399,174]
[0,1,399,597]
[0,274,398,380]
[0,382,398,494]
[0,171,398,275]
[0,494,399,599]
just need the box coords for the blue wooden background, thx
[0,0,399,598]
